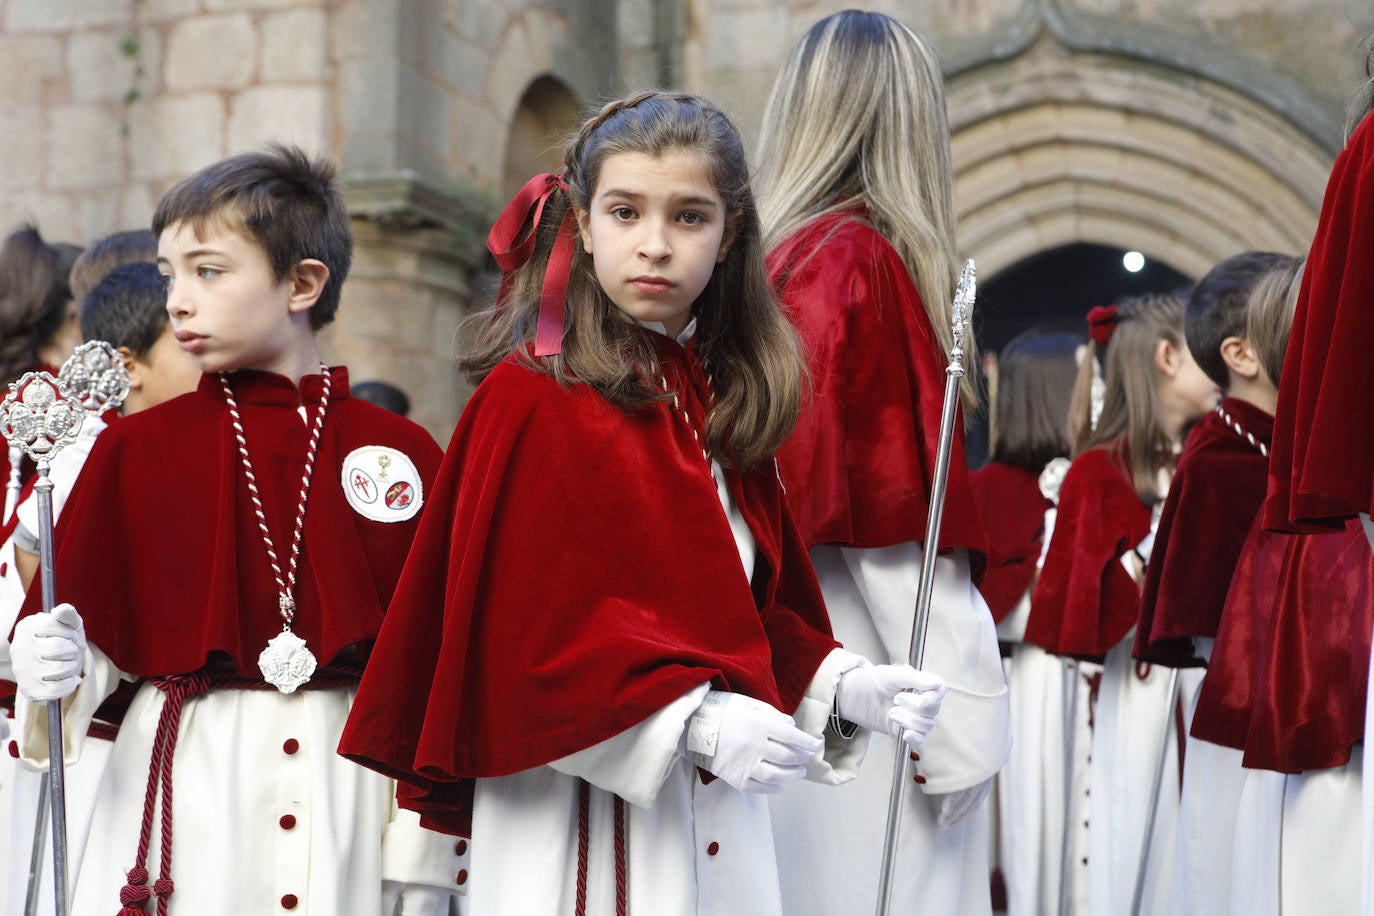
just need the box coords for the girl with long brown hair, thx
[1026,292,1216,913]
[341,90,947,915]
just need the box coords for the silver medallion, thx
[258,629,317,694]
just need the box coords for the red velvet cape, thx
[1266,114,1374,531]
[768,212,988,575]
[1190,516,1288,751]
[1024,444,1151,660]
[338,340,840,836]
[14,368,442,676]
[1134,399,1272,666]
[1242,520,1372,772]
[970,461,1051,623]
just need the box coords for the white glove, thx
[680,690,822,794]
[933,777,993,829]
[10,603,86,703]
[836,664,947,751]
[381,882,455,915]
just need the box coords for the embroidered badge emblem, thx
[341,446,423,522]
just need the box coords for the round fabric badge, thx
[341,446,423,523]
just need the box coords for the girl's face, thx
[577,149,738,338]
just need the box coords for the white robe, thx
[770,542,1012,916]
[465,440,870,916]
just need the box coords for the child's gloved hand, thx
[11,603,86,703]
[681,690,822,794]
[836,663,947,751]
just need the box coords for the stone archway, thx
[502,76,582,198]
[948,34,1335,283]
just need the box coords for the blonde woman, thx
[757,12,1011,915]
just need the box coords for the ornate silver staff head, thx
[0,373,85,462]
[949,258,977,372]
[57,340,131,416]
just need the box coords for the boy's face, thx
[157,220,308,377]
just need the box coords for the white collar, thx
[629,314,697,346]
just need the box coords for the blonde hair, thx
[462,91,804,469]
[1069,292,1188,503]
[1245,256,1305,386]
[755,10,976,406]
[1348,32,1374,140]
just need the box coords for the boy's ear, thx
[117,346,144,391]
[1218,335,1261,380]
[716,209,743,264]
[575,207,592,254]
[287,259,330,314]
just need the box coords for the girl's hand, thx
[680,690,822,794]
[835,664,947,751]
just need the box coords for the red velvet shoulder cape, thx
[1134,400,1272,665]
[1024,444,1151,660]
[1242,520,1373,772]
[338,340,840,836]
[768,212,988,576]
[15,368,442,676]
[970,461,1051,623]
[1266,114,1374,531]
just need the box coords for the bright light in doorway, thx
[1123,251,1146,273]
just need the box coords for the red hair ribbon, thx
[487,172,577,356]
[1086,304,1119,347]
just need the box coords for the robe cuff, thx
[14,641,121,769]
[913,677,1012,794]
[381,804,466,893]
[550,683,711,809]
[795,647,871,785]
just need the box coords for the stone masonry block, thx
[333,0,401,61]
[68,28,164,103]
[48,104,126,190]
[6,0,126,32]
[0,36,64,106]
[128,93,227,181]
[0,107,46,190]
[227,86,329,154]
[165,14,258,91]
[262,9,329,83]
[207,0,314,10]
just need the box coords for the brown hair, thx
[69,229,157,303]
[0,224,80,382]
[1184,251,1291,389]
[461,91,804,469]
[1348,32,1374,140]
[151,144,352,329]
[988,329,1081,471]
[1069,291,1188,503]
[1245,256,1305,386]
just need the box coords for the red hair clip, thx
[1086,304,1119,347]
[487,173,576,356]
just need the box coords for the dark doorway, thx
[965,243,1193,467]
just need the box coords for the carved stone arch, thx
[503,76,582,198]
[947,34,1336,282]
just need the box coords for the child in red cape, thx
[8,146,458,916]
[973,328,1080,915]
[1128,252,1298,913]
[1025,292,1217,914]
[338,91,947,916]
[753,14,1010,915]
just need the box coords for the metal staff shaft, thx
[1129,666,1180,916]
[35,461,71,916]
[1057,659,1082,916]
[23,773,49,916]
[874,259,975,916]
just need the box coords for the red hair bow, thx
[487,173,577,356]
[1086,304,1119,347]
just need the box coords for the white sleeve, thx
[0,537,25,681]
[549,682,711,809]
[14,640,125,768]
[381,801,465,894]
[14,414,104,537]
[792,646,872,785]
[839,543,1011,794]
